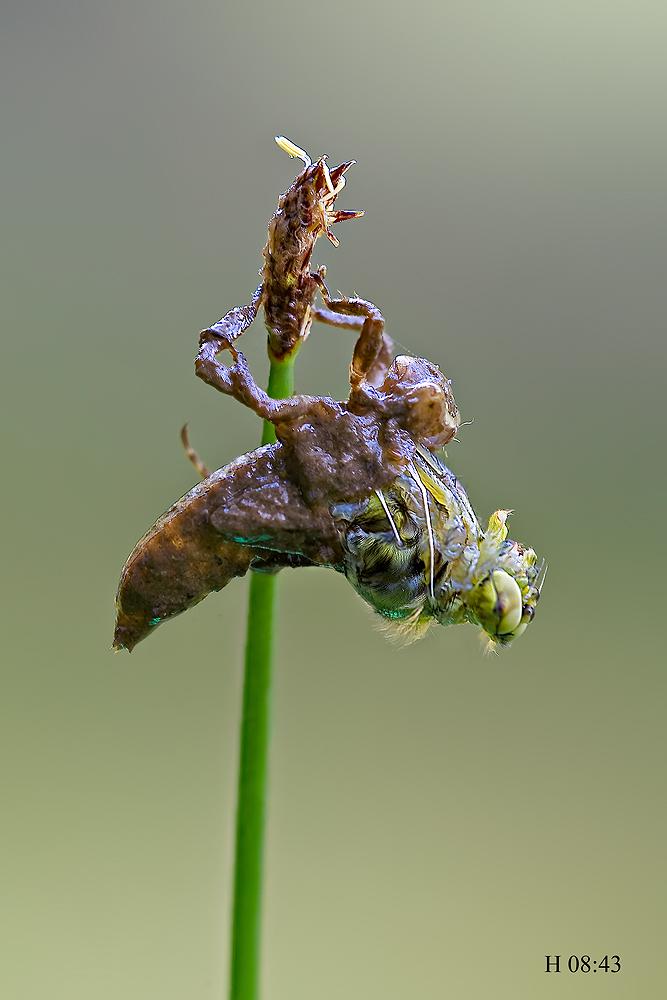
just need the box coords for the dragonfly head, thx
[438,510,544,648]
[465,566,541,648]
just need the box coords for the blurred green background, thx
[2,2,665,997]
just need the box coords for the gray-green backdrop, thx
[2,2,665,997]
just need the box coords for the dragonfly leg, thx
[200,282,263,348]
[196,330,327,427]
[197,280,302,419]
[313,290,394,388]
[313,287,459,452]
[180,423,211,479]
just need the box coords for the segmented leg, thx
[180,423,211,479]
[201,282,263,348]
[196,333,326,426]
[313,292,394,388]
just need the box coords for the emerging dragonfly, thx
[113,138,543,652]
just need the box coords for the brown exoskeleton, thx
[113,139,543,652]
[203,135,363,364]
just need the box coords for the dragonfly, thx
[113,139,543,652]
[113,288,543,651]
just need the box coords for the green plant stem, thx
[229,354,295,1000]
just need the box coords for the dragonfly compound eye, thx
[472,569,523,638]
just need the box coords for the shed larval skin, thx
[114,140,542,651]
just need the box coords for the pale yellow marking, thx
[376,490,403,547]
[275,135,312,167]
[409,461,436,603]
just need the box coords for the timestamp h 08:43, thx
[545,955,621,973]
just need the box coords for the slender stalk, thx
[229,354,296,1000]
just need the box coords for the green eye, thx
[508,622,528,641]
[491,570,523,634]
[471,569,523,637]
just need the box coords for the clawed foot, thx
[196,332,268,414]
